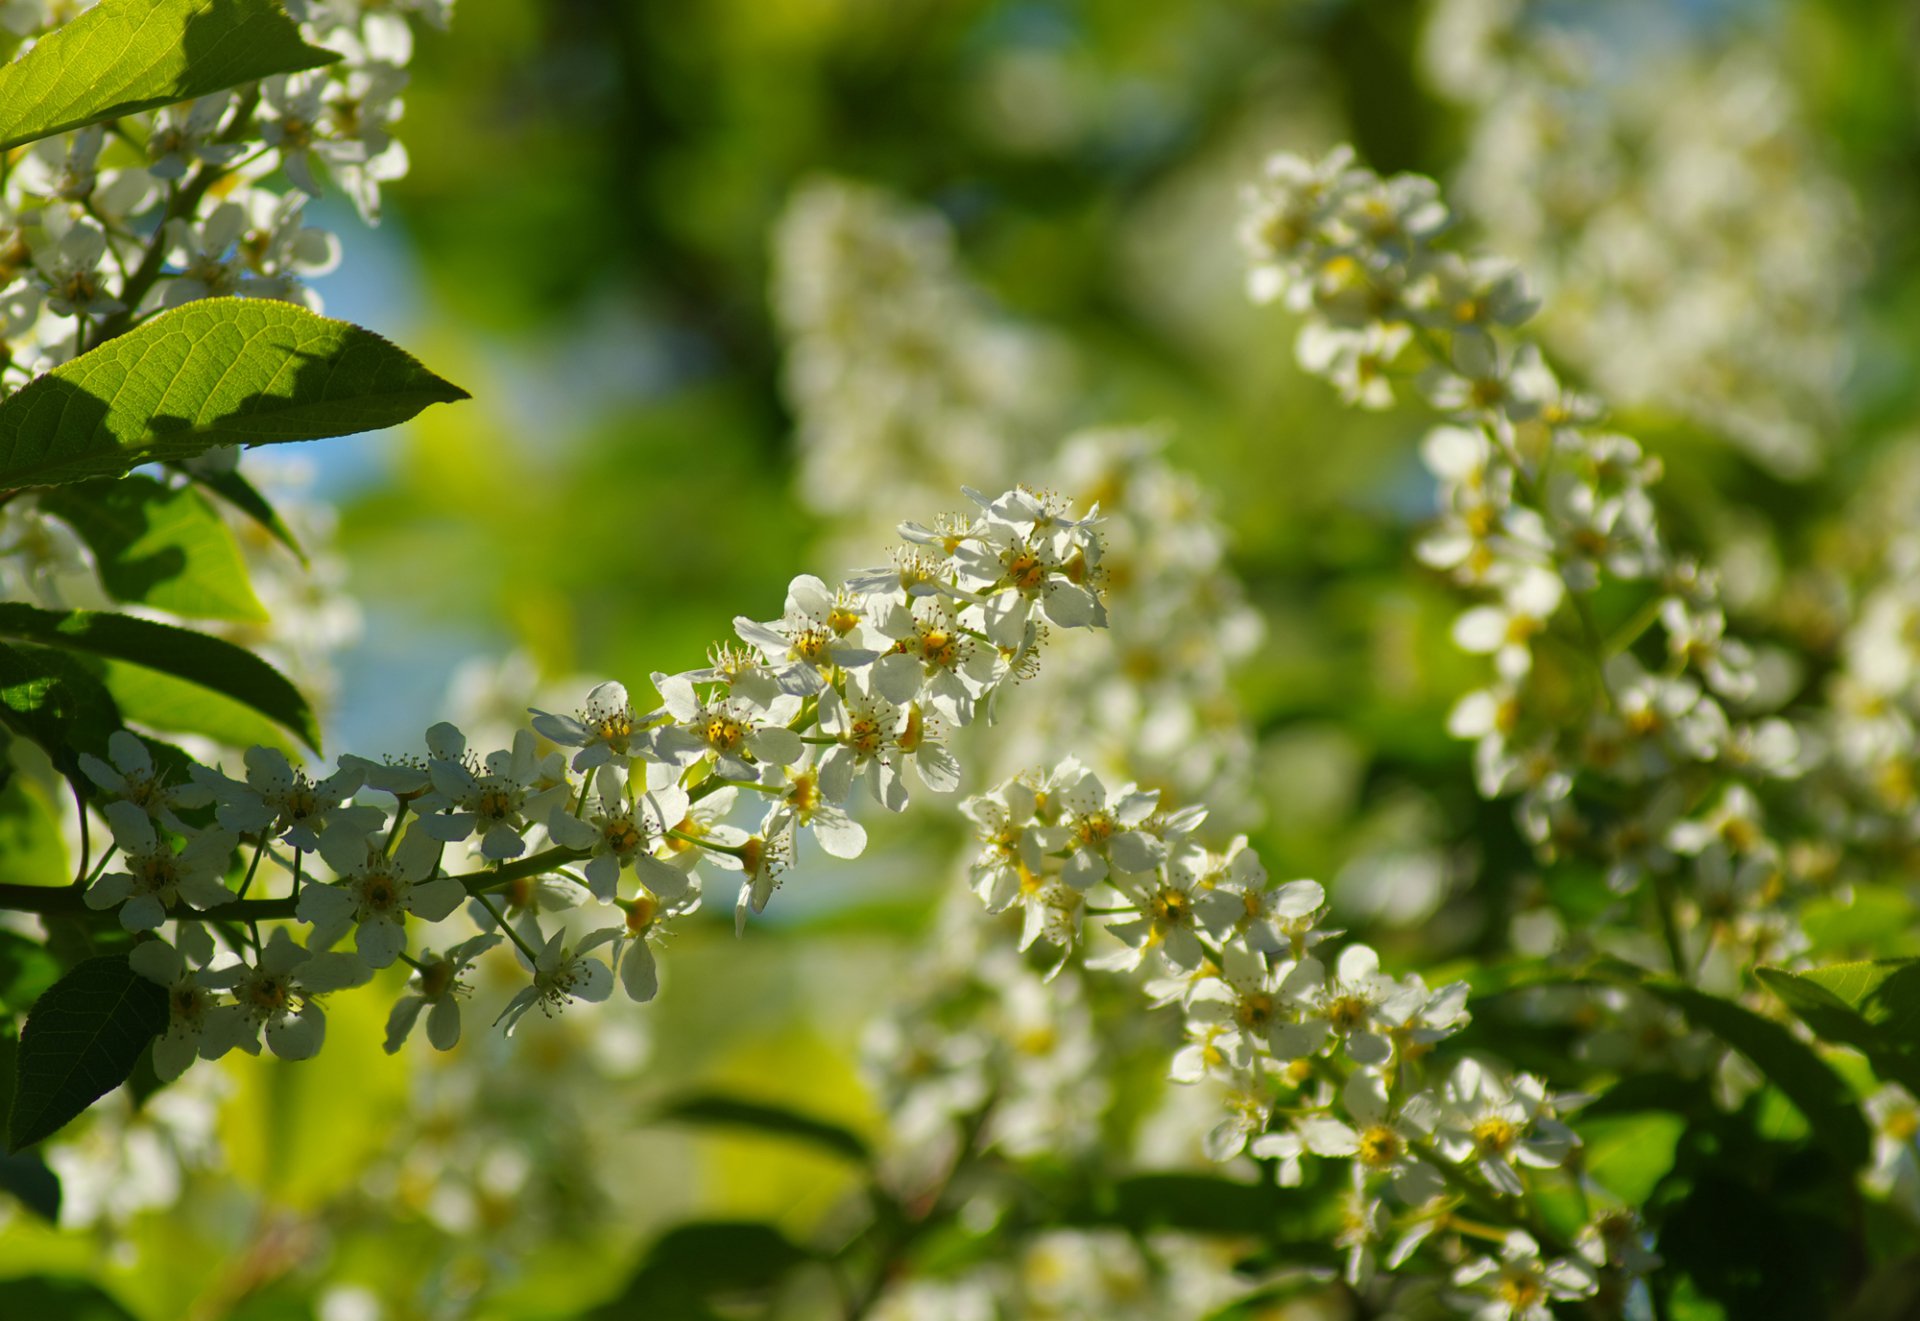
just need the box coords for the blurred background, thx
[5,0,1919,1316]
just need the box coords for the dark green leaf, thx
[0,1028,54,1220]
[653,1092,870,1164]
[0,1277,138,1321]
[40,476,266,621]
[0,638,120,771]
[1640,978,1871,1168]
[589,1221,811,1320]
[0,602,316,750]
[0,299,469,488]
[0,1151,60,1222]
[8,954,168,1151]
[0,0,336,152]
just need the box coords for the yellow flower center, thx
[605,818,642,856]
[1357,1125,1402,1169]
[1472,1116,1519,1156]
[1327,995,1371,1034]
[703,713,747,752]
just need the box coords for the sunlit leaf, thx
[0,0,336,152]
[40,476,266,622]
[1760,961,1920,1095]
[0,300,469,489]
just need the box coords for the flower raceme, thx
[85,486,1106,1076]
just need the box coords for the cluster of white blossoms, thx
[1239,144,1821,978]
[772,179,1071,521]
[71,486,1106,1079]
[957,759,1656,1312]
[771,179,1263,828]
[771,175,1296,1294]
[1419,0,1861,478]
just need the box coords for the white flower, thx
[236,189,341,310]
[129,939,221,1081]
[147,94,243,179]
[816,678,910,811]
[545,770,691,901]
[1452,566,1564,681]
[415,724,570,860]
[1187,839,1324,956]
[732,574,882,695]
[764,757,866,860]
[529,679,658,771]
[85,804,236,932]
[1028,762,1162,892]
[202,928,371,1061]
[1450,1231,1597,1320]
[161,202,251,307]
[1275,944,1422,1067]
[384,933,502,1053]
[1293,1073,1443,1204]
[1433,1059,1577,1196]
[299,825,463,967]
[650,672,804,780]
[1294,321,1411,410]
[193,746,376,850]
[493,929,618,1035]
[613,879,702,1003]
[77,730,212,825]
[30,208,124,318]
[867,595,1002,726]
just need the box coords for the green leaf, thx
[39,476,266,622]
[1576,1111,1685,1204]
[1760,961,1920,1095]
[1802,888,1918,958]
[0,1277,138,1321]
[188,465,305,563]
[0,0,337,152]
[0,602,316,750]
[589,1221,811,1320]
[652,1092,870,1164]
[0,299,470,489]
[0,639,120,771]
[8,954,168,1151]
[1638,977,1871,1168]
[102,661,298,755]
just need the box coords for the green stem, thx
[234,836,268,900]
[471,890,541,965]
[666,828,743,858]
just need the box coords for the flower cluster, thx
[1240,145,1819,980]
[772,179,1071,520]
[69,486,1105,1080]
[1420,0,1861,477]
[958,758,1653,1310]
